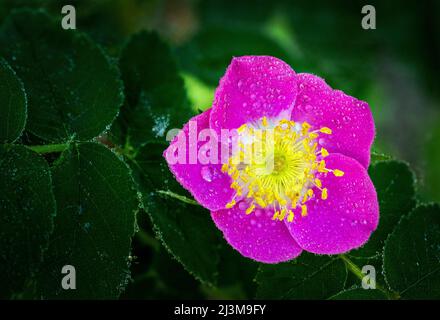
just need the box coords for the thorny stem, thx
[339,254,399,299]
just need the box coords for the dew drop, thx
[83,222,92,232]
[254,209,263,217]
[201,166,215,182]
[305,104,313,112]
[342,115,351,123]
[238,201,247,211]
[278,95,286,101]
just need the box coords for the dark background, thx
[1,0,439,299]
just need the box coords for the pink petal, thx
[212,204,303,263]
[163,109,234,211]
[210,56,298,134]
[285,153,379,255]
[292,73,375,168]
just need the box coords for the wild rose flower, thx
[164,56,379,263]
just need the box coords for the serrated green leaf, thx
[111,31,191,149]
[256,253,347,299]
[351,161,416,258]
[0,58,27,143]
[128,143,221,285]
[146,194,220,285]
[122,248,204,300]
[0,145,56,298]
[329,287,387,300]
[383,204,440,299]
[0,9,123,142]
[38,142,137,299]
[152,248,205,298]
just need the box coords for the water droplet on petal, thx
[342,115,351,123]
[238,201,247,211]
[201,166,215,182]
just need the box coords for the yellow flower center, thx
[222,117,344,222]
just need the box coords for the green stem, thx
[156,190,200,206]
[26,143,69,154]
[339,254,399,299]
[339,254,365,281]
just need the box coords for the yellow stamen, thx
[224,117,337,223]
[319,127,332,134]
[315,178,322,188]
[301,205,308,217]
[301,122,311,135]
[333,169,345,177]
[245,204,255,215]
[237,124,247,133]
[278,208,287,221]
[255,197,266,208]
[302,193,308,204]
[318,160,327,172]
[287,210,294,222]
[226,199,236,208]
[321,188,328,200]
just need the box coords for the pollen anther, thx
[223,118,343,222]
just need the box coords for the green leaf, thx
[128,143,221,285]
[329,287,387,300]
[146,194,220,285]
[0,145,56,298]
[151,248,205,299]
[216,243,258,299]
[423,122,440,202]
[351,161,416,258]
[38,142,138,299]
[383,204,440,299]
[122,248,205,300]
[0,58,27,143]
[256,253,347,299]
[111,31,191,149]
[0,9,123,142]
